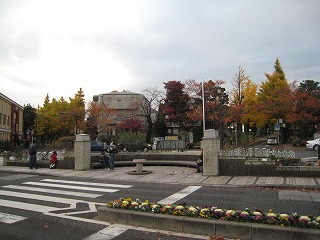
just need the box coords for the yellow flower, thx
[253,211,262,216]
[316,216,320,222]
[201,208,210,212]
[131,201,138,206]
[226,210,235,215]
[279,214,288,218]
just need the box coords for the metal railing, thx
[220,147,295,159]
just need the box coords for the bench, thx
[90,160,197,169]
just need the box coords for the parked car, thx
[306,138,320,151]
[267,136,278,145]
[118,143,152,152]
[91,141,104,151]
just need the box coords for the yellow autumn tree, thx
[257,58,294,130]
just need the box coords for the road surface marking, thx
[40,179,133,188]
[83,224,128,240]
[0,212,27,224]
[157,186,202,204]
[2,185,102,198]
[23,182,119,193]
[0,199,59,213]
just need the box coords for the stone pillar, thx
[202,129,220,176]
[74,134,91,171]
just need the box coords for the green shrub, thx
[118,131,146,152]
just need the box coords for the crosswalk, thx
[0,178,133,225]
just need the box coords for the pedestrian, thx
[100,149,110,170]
[29,140,38,169]
[195,149,203,173]
[108,141,116,170]
[50,151,57,169]
[103,141,108,151]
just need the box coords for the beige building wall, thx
[93,90,148,136]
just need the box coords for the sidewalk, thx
[0,163,319,189]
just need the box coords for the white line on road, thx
[0,189,78,206]
[2,185,102,198]
[0,199,59,213]
[0,212,27,224]
[23,182,119,193]
[83,224,128,240]
[157,186,202,205]
[40,179,133,188]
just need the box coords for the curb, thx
[97,207,320,240]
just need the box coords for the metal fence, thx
[157,140,185,151]
[220,147,295,159]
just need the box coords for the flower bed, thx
[108,197,320,230]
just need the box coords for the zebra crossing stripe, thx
[0,212,27,224]
[2,185,102,198]
[0,190,78,206]
[157,186,202,205]
[40,179,133,188]
[0,199,59,213]
[23,182,119,193]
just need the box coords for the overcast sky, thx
[0,0,319,107]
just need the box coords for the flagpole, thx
[202,80,205,134]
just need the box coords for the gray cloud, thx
[0,0,319,106]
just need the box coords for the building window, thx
[3,114,6,125]
[107,97,112,102]
[7,116,10,126]
[0,113,2,126]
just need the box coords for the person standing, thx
[108,141,116,170]
[195,149,203,173]
[100,149,110,170]
[50,151,57,169]
[29,140,38,169]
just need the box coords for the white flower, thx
[316,216,320,222]
[152,204,159,209]
[214,208,224,213]
[131,201,138,206]
[299,216,311,222]
[279,214,288,218]
[188,206,197,212]
[175,205,184,210]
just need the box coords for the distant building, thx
[0,93,24,150]
[93,90,149,136]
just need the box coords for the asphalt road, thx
[0,172,319,239]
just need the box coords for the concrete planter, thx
[97,206,320,240]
